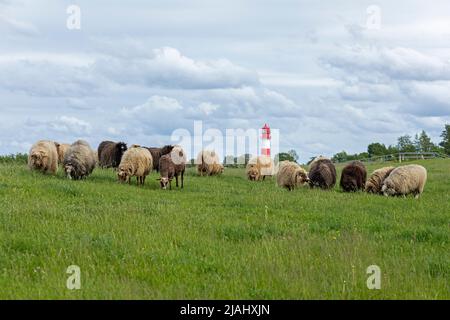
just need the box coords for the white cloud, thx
[93,47,259,89]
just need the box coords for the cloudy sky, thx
[1,0,449,162]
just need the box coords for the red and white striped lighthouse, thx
[261,123,271,156]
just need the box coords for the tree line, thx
[331,125,450,163]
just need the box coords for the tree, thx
[332,151,348,163]
[287,149,299,162]
[367,143,387,157]
[415,130,435,152]
[276,152,295,163]
[439,124,450,155]
[397,135,416,152]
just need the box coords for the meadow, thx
[0,158,448,299]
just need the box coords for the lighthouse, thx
[261,123,271,156]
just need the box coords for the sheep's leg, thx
[181,171,184,188]
[175,175,179,187]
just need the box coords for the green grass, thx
[0,158,448,299]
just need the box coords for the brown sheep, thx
[308,157,336,189]
[158,147,185,189]
[196,150,223,176]
[117,147,153,186]
[246,156,274,181]
[340,161,367,192]
[55,142,70,165]
[28,140,58,174]
[98,141,127,168]
[276,161,309,191]
[365,166,395,194]
[382,164,427,198]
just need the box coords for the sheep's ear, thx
[54,142,60,148]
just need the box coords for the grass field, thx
[0,158,448,299]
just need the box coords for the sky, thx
[1,0,449,162]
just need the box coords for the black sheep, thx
[340,161,367,192]
[97,141,127,168]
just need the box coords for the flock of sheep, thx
[27,139,427,197]
[257,156,427,198]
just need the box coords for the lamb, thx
[28,140,58,174]
[365,166,395,194]
[158,146,186,189]
[276,161,309,191]
[246,156,274,181]
[97,141,127,168]
[340,161,367,192]
[54,142,70,165]
[308,157,336,189]
[63,140,96,180]
[381,164,427,198]
[196,150,224,176]
[117,146,153,186]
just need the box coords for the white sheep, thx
[117,146,153,186]
[276,161,309,190]
[382,164,427,198]
[28,140,59,174]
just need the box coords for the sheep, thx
[381,164,427,198]
[308,157,336,189]
[246,163,260,181]
[54,142,70,165]
[158,146,186,189]
[28,140,58,174]
[196,150,224,176]
[276,161,309,191]
[158,154,175,190]
[246,156,274,181]
[117,146,153,186]
[365,166,395,194]
[97,141,127,168]
[63,140,96,180]
[340,161,367,192]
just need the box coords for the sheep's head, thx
[342,177,358,192]
[64,164,74,179]
[381,181,395,197]
[30,152,46,168]
[295,169,309,186]
[117,165,132,183]
[247,167,260,181]
[159,177,172,189]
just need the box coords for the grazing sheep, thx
[98,141,127,168]
[209,163,224,176]
[340,161,367,192]
[63,140,96,180]
[276,161,309,191]
[117,147,153,186]
[158,147,186,189]
[55,142,70,165]
[158,154,176,190]
[365,166,395,194]
[246,163,261,181]
[196,150,223,176]
[28,140,58,174]
[382,164,427,198]
[246,156,274,181]
[308,157,336,189]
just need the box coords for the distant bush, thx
[0,153,28,164]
